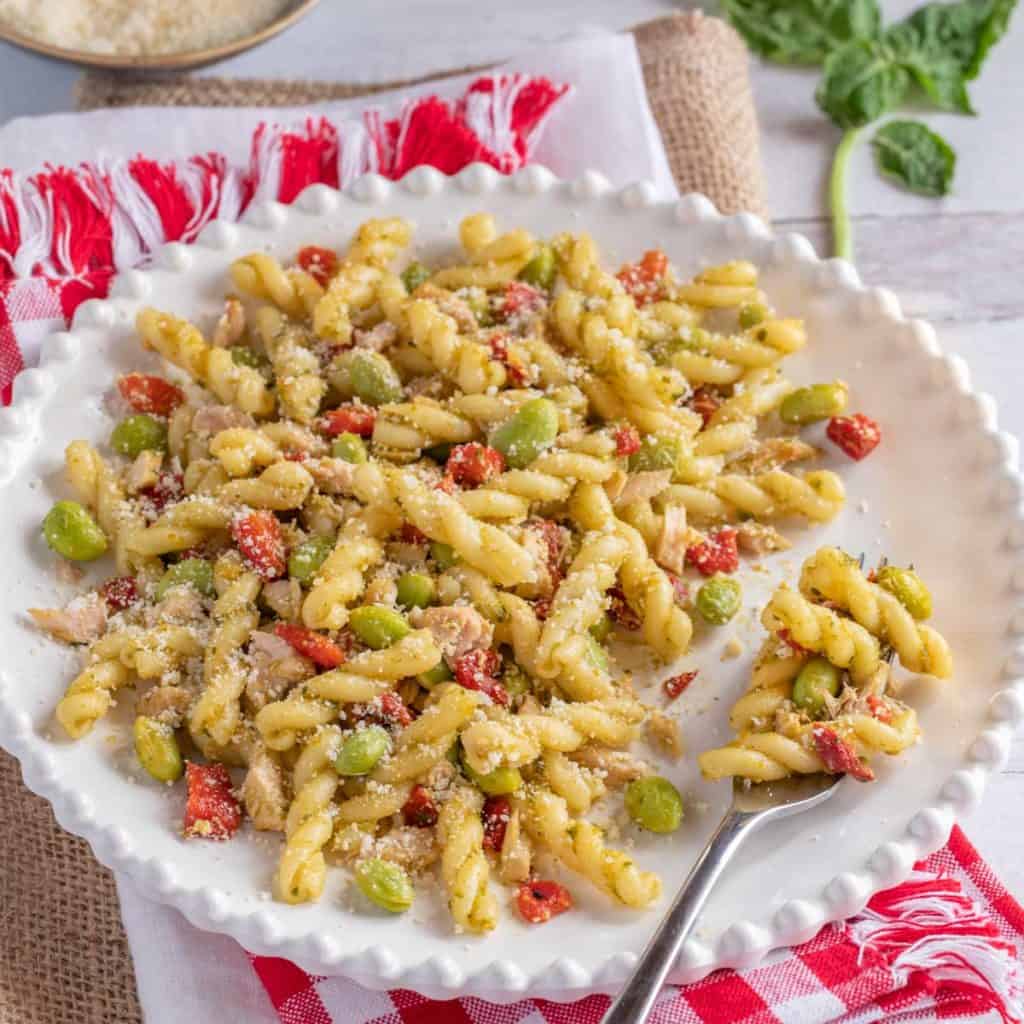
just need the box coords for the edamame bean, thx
[624,775,683,834]
[331,432,368,464]
[518,244,555,289]
[501,662,530,699]
[42,500,108,561]
[424,442,453,464]
[584,634,610,674]
[791,656,842,713]
[396,572,436,609]
[876,565,932,621]
[489,398,559,469]
[629,434,680,474]
[349,605,411,649]
[461,749,523,795]
[230,345,268,371]
[350,351,403,406]
[430,541,458,570]
[779,382,848,426]
[155,558,215,600]
[589,614,613,643]
[335,725,391,776]
[738,302,768,329]
[133,716,184,783]
[464,288,494,326]
[695,575,742,625]
[288,535,335,584]
[355,858,414,913]
[401,261,431,294]
[110,413,168,456]
[418,660,454,687]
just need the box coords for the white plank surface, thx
[0,0,1022,906]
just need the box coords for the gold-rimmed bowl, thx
[0,0,320,71]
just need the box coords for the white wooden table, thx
[1,0,1022,895]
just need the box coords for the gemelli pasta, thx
[31,212,925,931]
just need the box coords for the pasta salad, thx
[31,212,931,932]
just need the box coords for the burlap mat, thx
[3,14,763,1024]
[76,13,765,217]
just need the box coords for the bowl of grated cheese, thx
[0,0,321,70]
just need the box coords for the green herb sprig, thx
[721,0,1017,259]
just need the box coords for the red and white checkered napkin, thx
[249,827,1024,1024]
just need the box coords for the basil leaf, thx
[884,0,1018,114]
[815,39,911,129]
[721,0,882,64]
[872,120,956,196]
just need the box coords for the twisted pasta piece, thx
[136,308,274,416]
[65,441,157,575]
[122,496,231,558]
[55,658,131,739]
[673,260,759,308]
[372,399,477,458]
[229,253,324,319]
[708,367,792,427]
[405,298,506,394]
[669,319,806,387]
[254,308,326,423]
[543,751,604,814]
[437,783,499,933]
[536,532,628,700]
[255,631,440,750]
[525,789,661,908]
[189,557,262,747]
[459,696,645,774]
[57,626,204,737]
[301,518,383,629]
[345,216,412,269]
[570,483,692,660]
[219,461,314,511]
[313,263,407,346]
[799,548,953,678]
[762,586,881,683]
[467,449,616,510]
[275,725,340,903]
[390,470,536,588]
[209,428,281,478]
[430,214,534,289]
[370,683,479,785]
[699,709,919,783]
[708,469,845,524]
[493,593,544,679]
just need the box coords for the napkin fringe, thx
[850,869,1024,1022]
[0,73,571,286]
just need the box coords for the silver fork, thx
[602,774,841,1024]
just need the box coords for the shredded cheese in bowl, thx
[0,0,295,56]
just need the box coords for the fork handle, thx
[602,810,756,1024]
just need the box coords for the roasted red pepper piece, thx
[616,249,668,305]
[231,510,286,580]
[321,405,376,438]
[827,413,881,461]
[663,670,698,700]
[117,373,184,416]
[183,762,242,839]
[453,648,509,707]
[812,725,874,782]
[516,879,572,923]
[402,785,439,828]
[613,424,641,457]
[445,443,506,488]
[296,245,338,286]
[100,576,140,611]
[481,795,511,852]
[274,624,346,668]
[686,527,739,576]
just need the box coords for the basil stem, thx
[829,127,861,262]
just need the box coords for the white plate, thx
[1,165,1021,1003]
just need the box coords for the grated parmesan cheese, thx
[0,0,292,56]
